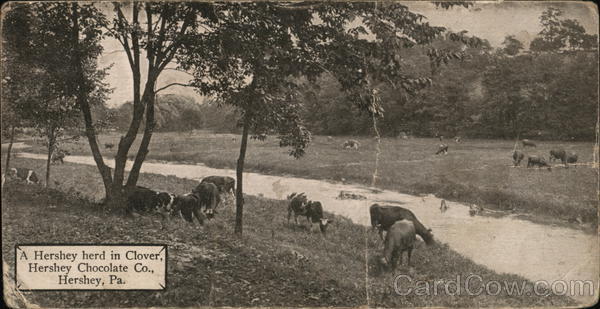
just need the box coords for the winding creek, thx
[12,151,600,303]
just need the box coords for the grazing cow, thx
[527,156,551,170]
[435,144,448,155]
[288,193,332,235]
[469,204,483,216]
[192,182,221,217]
[512,150,525,166]
[200,176,235,194]
[172,193,211,226]
[8,168,39,184]
[440,200,448,213]
[381,220,416,269]
[342,140,360,150]
[566,152,578,165]
[126,186,176,229]
[287,192,308,225]
[105,143,114,149]
[549,149,567,163]
[369,204,434,245]
[51,150,69,164]
[521,139,536,147]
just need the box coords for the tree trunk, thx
[234,120,250,236]
[45,131,54,188]
[126,81,157,188]
[112,3,143,205]
[71,3,113,201]
[2,125,16,189]
[4,125,16,175]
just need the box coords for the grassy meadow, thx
[17,131,598,225]
[1,157,575,307]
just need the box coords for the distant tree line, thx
[140,7,594,141]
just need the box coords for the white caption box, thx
[15,245,166,290]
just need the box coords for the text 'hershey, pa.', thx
[15,245,166,290]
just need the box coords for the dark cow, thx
[369,204,434,245]
[566,152,578,165]
[8,167,39,184]
[512,150,525,166]
[126,186,176,229]
[51,150,69,164]
[105,143,114,149]
[192,182,221,217]
[172,193,212,226]
[549,149,567,164]
[381,220,416,269]
[527,156,551,170]
[287,193,333,235]
[435,144,449,155]
[200,176,235,194]
[521,139,536,147]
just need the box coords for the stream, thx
[13,151,600,303]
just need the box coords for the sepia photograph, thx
[1,1,598,308]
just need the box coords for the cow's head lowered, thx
[156,192,176,216]
[306,201,333,235]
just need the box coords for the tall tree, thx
[2,3,103,187]
[180,2,480,235]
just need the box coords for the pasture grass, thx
[1,157,575,307]
[14,131,598,226]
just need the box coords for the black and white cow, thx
[342,140,360,150]
[287,193,333,235]
[8,167,40,184]
[435,144,449,155]
[126,186,176,229]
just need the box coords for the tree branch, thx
[154,82,194,94]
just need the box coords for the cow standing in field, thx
[527,156,551,170]
[549,149,567,164]
[521,139,536,147]
[126,186,176,229]
[200,176,235,195]
[369,204,434,245]
[172,193,212,226]
[192,182,221,217]
[287,192,333,235]
[342,140,360,150]
[8,167,39,184]
[51,149,69,164]
[435,144,449,155]
[381,220,416,269]
[512,150,525,166]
